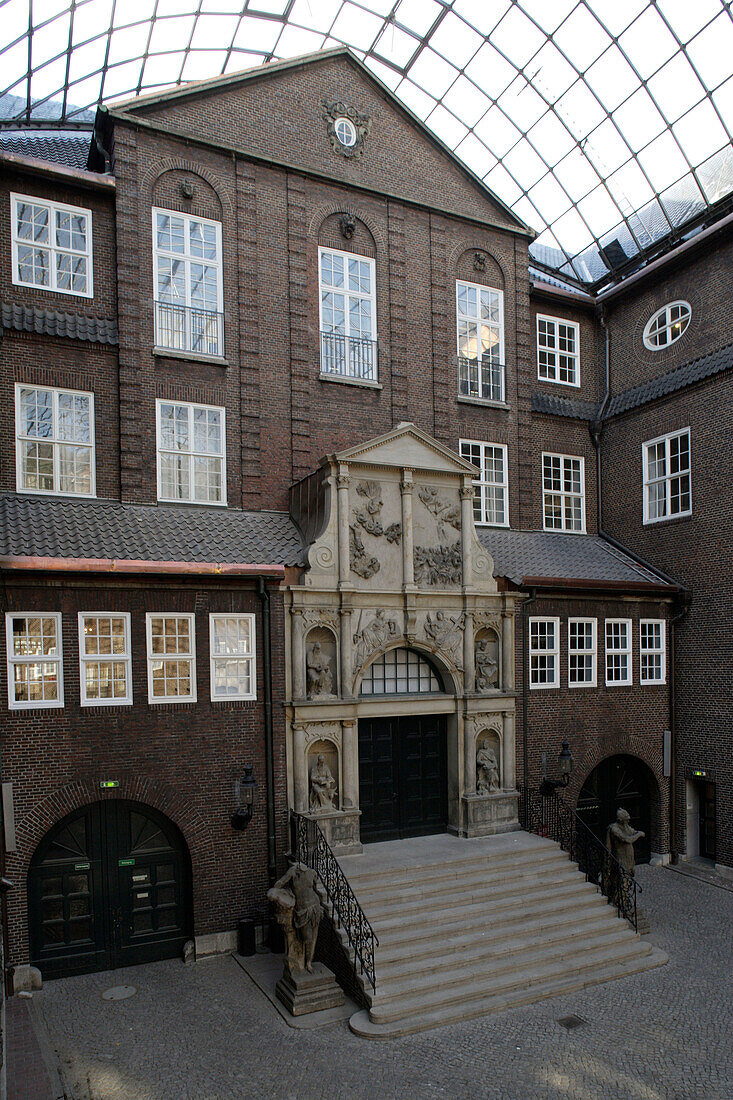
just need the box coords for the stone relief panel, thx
[422,610,464,665]
[476,728,502,795]
[475,628,500,692]
[307,739,339,812]
[413,483,462,587]
[352,608,399,672]
[349,479,402,584]
[305,627,338,699]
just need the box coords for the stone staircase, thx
[338,831,667,1039]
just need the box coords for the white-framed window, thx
[642,428,691,524]
[78,613,132,706]
[459,439,509,527]
[15,384,95,497]
[11,193,93,297]
[568,618,596,687]
[153,207,223,356]
[640,620,666,684]
[156,399,226,505]
[318,246,377,381]
[643,301,691,350]
[6,613,64,710]
[537,315,580,387]
[542,453,585,532]
[529,617,560,689]
[146,614,196,703]
[605,619,632,686]
[456,279,505,402]
[334,117,357,147]
[209,614,256,701]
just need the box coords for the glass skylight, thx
[2,0,732,286]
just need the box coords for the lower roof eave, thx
[0,555,285,578]
[517,575,678,595]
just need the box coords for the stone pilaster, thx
[337,469,350,586]
[463,717,476,796]
[400,469,415,590]
[502,711,516,790]
[502,608,515,692]
[342,720,358,809]
[292,609,305,700]
[463,611,475,692]
[339,606,353,699]
[293,725,307,812]
[460,480,474,588]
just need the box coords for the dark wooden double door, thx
[577,755,652,864]
[28,801,192,978]
[359,715,448,842]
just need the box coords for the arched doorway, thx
[358,648,448,842]
[28,801,193,979]
[577,756,653,864]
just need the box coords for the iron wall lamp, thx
[540,740,574,796]
[231,764,258,830]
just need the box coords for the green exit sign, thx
[100,780,120,789]
[118,858,135,867]
[693,770,706,778]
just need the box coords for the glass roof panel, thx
[3,0,731,288]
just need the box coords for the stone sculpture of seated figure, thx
[476,739,500,794]
[309,753,337,812]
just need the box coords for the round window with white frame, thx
[643,301,691,350]
[334,116,357,149]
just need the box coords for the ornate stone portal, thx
[286,423,520,850]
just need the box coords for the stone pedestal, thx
[275,962,345,1016]
[306,809,362,854]
[462,791,520,837]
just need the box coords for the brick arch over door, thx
[573,745,665,859]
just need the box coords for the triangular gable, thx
[331,422,479,477]
[110,49,532,236]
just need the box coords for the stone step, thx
[351,854,573,904]
[371,926,639,1003]
[341,843,565,891]
[367,938,655,1023]
[349,947,669,1039]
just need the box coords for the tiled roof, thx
[1,303,118,345]
[0,495,305,567]
[0,128,91,170]
[528,266,589,296]
[531,392,599,421]
[606,342,733,417]
[478,528,673,588]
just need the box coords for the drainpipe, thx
[257,577,277,887]
[668,597,690,864]
[521,587,538,788]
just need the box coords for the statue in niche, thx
[476,739,501,794]
[268,863,322,974]
[349,523,380,579]
[306,641,334,698]
[475,636,499,691]
[418,485,462,541]
[353,608,397,667]
[309,753,338,811]
[605,808,645,875]
[424,610,464,657]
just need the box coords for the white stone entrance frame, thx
[286,423,519,852]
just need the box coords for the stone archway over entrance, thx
[28,800,193,979]
[577,755,655,864]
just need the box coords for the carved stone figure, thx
[349,524,380,578]
[267,863,322,974]
[309,753,337,811]
[475,636,499,691]
[353,608,397,667]
[476,739,501,794]
[413,542,462,586]
[306,642,333,698]
[338,213,356,240]
[473,250,487,272]
[417,485,462,540]
[424,610,464,658]
[605,808,645,874]
[353,480,401,543]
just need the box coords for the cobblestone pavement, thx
[29,865,733,1100]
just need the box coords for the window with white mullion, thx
[78,613,132,706]
[146,613,196,703]
[605,619,632,686]
[529,617,559,689]
[210,614,256,701]
[568,618,596,687]
[11,193,93,297]
[640,620,666,684]
[153,208,223,355]
[643,429,691,523]
[15,384,95,497]
[156,400,226,505]
[6,613,64,710]
[542,453,585,532]
[456,279,505,402]
[459,439,509,527]
[318,246,376,380]
[643,301,691,350]
[537,314,580,387]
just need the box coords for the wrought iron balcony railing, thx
[320,332,377,382]
[154,300,224,358]
[458,355,505,403]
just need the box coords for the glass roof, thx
[2,0,733,286]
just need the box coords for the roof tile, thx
[1,302,118,345]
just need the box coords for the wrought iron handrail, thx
[518,785,641,932]
[457,354,505,403]
[290,811,379,991]
[154,299,224,357]
[320,331,377,381]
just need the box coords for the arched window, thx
[360,648,444,695]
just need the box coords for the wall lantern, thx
[540,740,573,796]
[231,764,258,830]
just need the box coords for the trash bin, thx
[237,918,256,957]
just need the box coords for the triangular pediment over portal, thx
[331,422,478,478]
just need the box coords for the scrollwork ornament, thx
[322,100,371,158]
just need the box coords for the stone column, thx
[463,611,475,693]
[340,606,353,699]
[463,717,476,795]
[292,608,305,700]
[293,725,308,812]
[502,608,515,692]
[342,720,358,809]
[502,711,516,790]
[460,481,474,587]
[400,469,415,590]
[337,468,351,585]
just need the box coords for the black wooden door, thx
[577,755,652,864]
[699,782,716,860]
[29,801,192,979]
[359,715,448,842]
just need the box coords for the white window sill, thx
[475,521,511,529]
[529,683,559,691]
[16,487,97,500]
[605,681,633,688]
[457,395,509,410]
[153,346,229,367]
[542,527,587,535]
[157,497,228,508]
[537,376,581,389]
[643,513,692,526]
[8,700,64,711]
[319,372,382,390]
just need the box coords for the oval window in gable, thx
[643,301,691,350]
